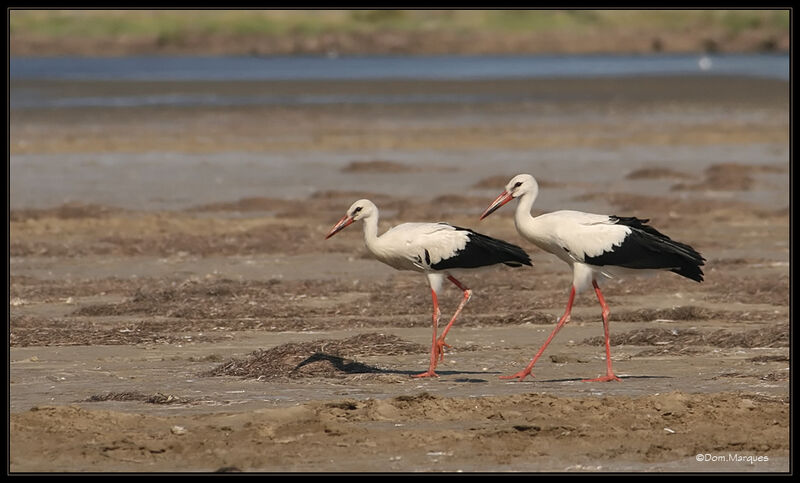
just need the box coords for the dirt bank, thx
[10,25,790,57]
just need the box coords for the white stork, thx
[326,199,532,378]
[480,174,705,382]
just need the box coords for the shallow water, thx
[9,143,789,212]
[9,53,789,109]
[11,53,789,81]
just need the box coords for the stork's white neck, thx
[361,211,381,254]
[514,186,539,230]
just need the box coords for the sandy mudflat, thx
[9,75,789,472]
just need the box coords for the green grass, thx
[9,9,790,39]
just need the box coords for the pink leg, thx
[583,280,621,382]
[413,288,441,378]
[433,276,472,363]
[501,285,576,382]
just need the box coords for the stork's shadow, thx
[522,375,672,383]
[293,353,670,381]
[293,353,386,374]
[293,352,495,378]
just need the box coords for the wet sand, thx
[9,75,790,472]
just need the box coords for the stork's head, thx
[480,174,537,220]
[325,199,377,239]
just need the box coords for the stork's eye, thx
[353,206,363,214]
[513,181,522,188]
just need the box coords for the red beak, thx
[325,214,355,239]
[480,190,513,220]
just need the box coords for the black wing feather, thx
[585,216,705,282]
[430,225,532,270]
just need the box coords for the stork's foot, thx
[434,338,452,363]
[412,370,439,378]
[582,373,621,382]
[499,369,534,382]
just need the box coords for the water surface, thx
[9,53,789,109]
